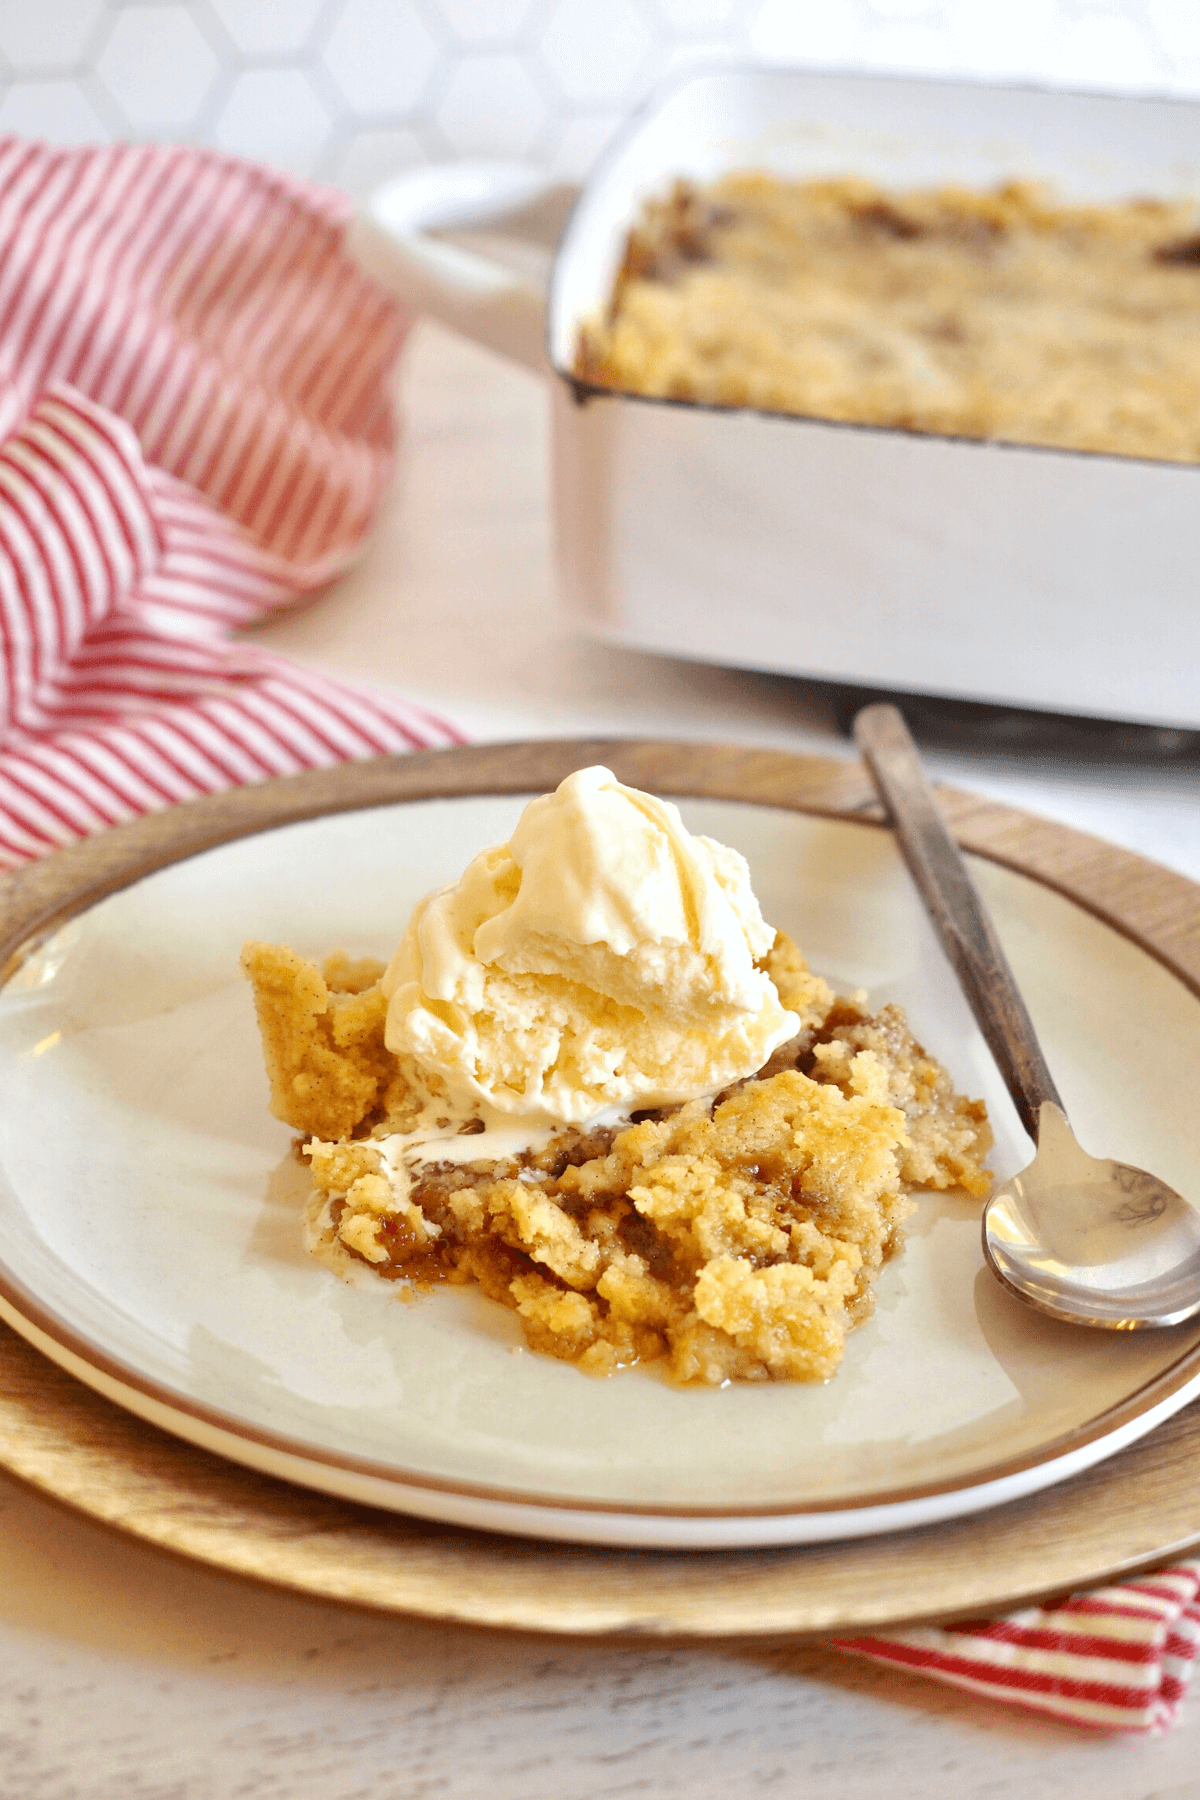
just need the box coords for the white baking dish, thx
[350,69,1200,729]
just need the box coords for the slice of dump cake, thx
[244,767,991,1383]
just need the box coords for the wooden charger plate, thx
[2,737,1200,1638]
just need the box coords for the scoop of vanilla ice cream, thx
[381,766,799,1125]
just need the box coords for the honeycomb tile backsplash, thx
[0,0,1197,194]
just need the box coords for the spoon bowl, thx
[983,1102,1200,1328]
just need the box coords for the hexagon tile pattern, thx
[0,0,1193,195]
[322,0,441,118]
[96,7,222,132]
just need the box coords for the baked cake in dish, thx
[575,174,1200,464]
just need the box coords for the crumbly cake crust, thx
[242,934,992,1384]
[575,174,1200,464]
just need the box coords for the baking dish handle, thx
[347,161,564,376]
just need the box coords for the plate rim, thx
[3,736,1200,1525]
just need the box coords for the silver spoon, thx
[853,702,1200,1330]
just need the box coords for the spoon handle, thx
[852,703,1063,1144]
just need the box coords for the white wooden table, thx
[5,320,1200,1797]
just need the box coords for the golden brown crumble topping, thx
[576,173,1200,464]
[242,933,992,1384]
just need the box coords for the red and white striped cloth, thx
[0,137,1195,1739]
[836,1560,1200,1732]
[0,137,460,869]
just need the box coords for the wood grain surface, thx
[2,737,1200,1642]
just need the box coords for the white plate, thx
[2,794,1200,1549]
